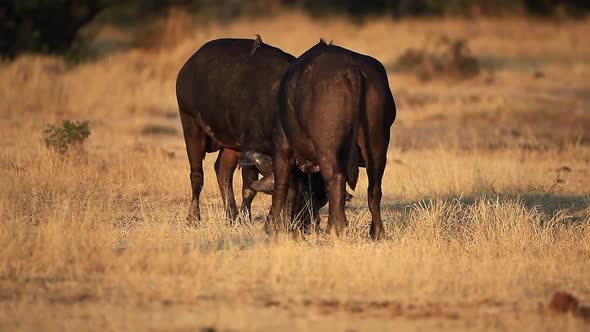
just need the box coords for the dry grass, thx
[1,11,589,331]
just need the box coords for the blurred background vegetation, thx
[2,0,589,58]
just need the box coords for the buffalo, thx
[176,36,326,227]
[268,40,396,240]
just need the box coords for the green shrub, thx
[43,120,91,154]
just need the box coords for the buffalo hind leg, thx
[180,111,207,224]
[360,136,388,240]
[270,130,294,235]
[240,165,259,222]
[214,148,240,223]
[318,158,348,237]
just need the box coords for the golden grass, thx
[1,11,590,331]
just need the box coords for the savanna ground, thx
[1,11,590,331]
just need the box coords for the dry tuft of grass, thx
[1,11,590,331]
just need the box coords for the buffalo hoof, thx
[369,222,384,241]
[225,209,240,225]
[326,223,346,238]
[264,221,279,239]
[238,208,253,224]
[185,201,201,226]
[185,213,200,227]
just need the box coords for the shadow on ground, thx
[382,193,590,224]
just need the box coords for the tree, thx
[0,0,108,57]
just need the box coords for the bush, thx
[43,120,91,154]
[392,36,480,81]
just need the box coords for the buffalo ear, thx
[244,151,273,176]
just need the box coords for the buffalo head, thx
[243,151,353,232]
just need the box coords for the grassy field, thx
[1,11,590,331]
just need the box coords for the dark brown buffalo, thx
[270,40,396,239]
[176,37,327,226]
